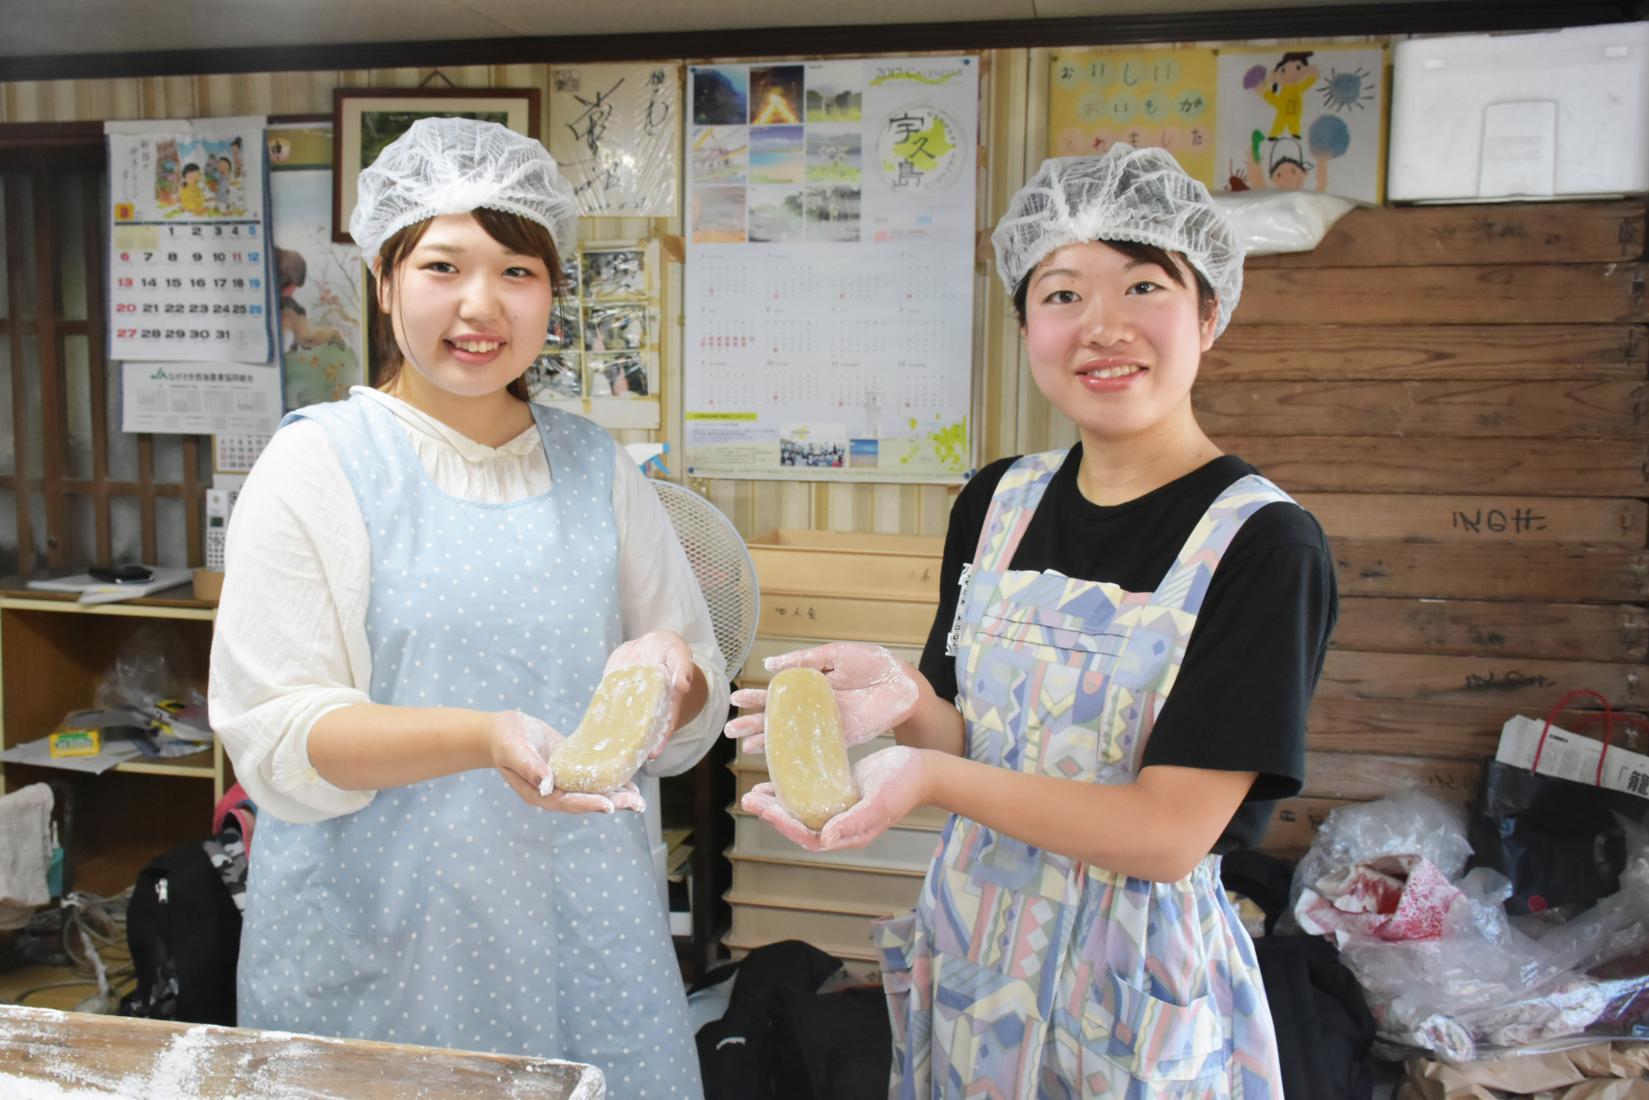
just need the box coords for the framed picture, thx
[332,87,542,242]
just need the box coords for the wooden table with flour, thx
[0,1004,604,1099]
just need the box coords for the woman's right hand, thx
[724,642,922,753]
[489,710,645,814]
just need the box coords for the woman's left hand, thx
[742,746,928,851]
[605,629,695,755]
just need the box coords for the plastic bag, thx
[1329,819,1649,1061]
[1211,190,1358,256]
[1285,788,1474,929]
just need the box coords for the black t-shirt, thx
[919,448,1338,851]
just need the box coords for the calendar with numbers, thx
[684,56,978,483]
[106,117,274,364]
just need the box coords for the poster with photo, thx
[266,122,367,409]
[549,63,681,216]
[1047,47,1219,187]
[1214,43,1388,202]
[683,56,979,483]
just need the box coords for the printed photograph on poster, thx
[582,248,647,301]
[106,117,274,364]
[779,424,847,469]
[693,67,748,125]
[1215,44,1387,202]
[549,63,681,216]
[807,128,861,183]
[691,186,746,244]
[748,187,804,243]
[749,126,804,185]
[585,304,646,352]
[691,126,748,184]
[1047,48,1218,188]
[588,352,651,397]
[804,185,860,242]
[267,121,366,410]
[750,67,804,126]
[526,350,582,401]
[806,62,863,122]
[332,88,541,241]
[546,304,581,352]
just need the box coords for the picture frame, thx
[331,87,542,242]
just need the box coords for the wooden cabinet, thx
[0,589,224,899]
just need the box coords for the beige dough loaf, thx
[766,667,859,831]
[549,664,672,793]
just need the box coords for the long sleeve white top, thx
[209,386,729,824]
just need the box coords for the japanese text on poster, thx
[684,57,978,483]
[106,117,274,364]
[1048,48,1218,187]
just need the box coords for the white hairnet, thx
[349,116,578,266]
[991,144,1244,337]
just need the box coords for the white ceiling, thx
[1,0,1418,59]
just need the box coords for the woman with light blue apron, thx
[732,145,1337,1097]
[211,118,724,1099]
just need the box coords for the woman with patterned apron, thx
[732,145,1336,1097]
[211,119,724,1098]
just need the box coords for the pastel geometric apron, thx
[239,394,702,1099]
[875,450,1290,1099]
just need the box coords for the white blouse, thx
[209,387,729,824]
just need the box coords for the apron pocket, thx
[1084,969,1228,1084]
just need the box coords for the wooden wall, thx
[1225,201,1649,854]
[4,56,1646,857]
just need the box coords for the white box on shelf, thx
[1388,22,1649,202]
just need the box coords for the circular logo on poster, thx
[875,105,965,196]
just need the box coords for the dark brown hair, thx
[1011,239,1216,329]
[368,207,568,403]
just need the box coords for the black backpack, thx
[120,795,253,1025]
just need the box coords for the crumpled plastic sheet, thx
[1289,789,1649,1062]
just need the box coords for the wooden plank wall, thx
[1218,201,1649,855]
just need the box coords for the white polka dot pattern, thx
[239,395,702,1098]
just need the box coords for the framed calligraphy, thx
[331,86,542,242]
[549,63,682,217]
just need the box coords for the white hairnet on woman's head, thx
[992,144,1244,337]
[349,116,579,265]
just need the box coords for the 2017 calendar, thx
[684,56,978,483]
[107,118,275,364]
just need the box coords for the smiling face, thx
[375,212,555,403]
[1020,239,1217,445]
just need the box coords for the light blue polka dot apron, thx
[239,394,702,1098]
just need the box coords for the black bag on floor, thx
[120,812,250,1025]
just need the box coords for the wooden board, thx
[1205,324,1644,382]
[1317,650,1644,707]
[1233,264,1644,326]
[1329,539,1649,601]
[1300,751,1480,802]
[1259,797,1357,857]
[1242,203,1646,269]
[1220,436,1649,495]
[1194,379,1643,439]
[1333,597,1649,663]
[1294,494,1645,545]
[0,1004,602,1098]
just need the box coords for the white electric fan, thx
[636,477,759,897]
